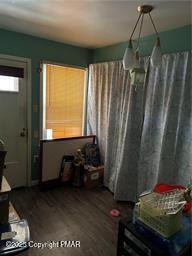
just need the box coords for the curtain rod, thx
[89,50,190,66]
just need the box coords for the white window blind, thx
[46,64,86,139]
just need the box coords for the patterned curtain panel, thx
[137,51,192,196]
[87,51,192,202]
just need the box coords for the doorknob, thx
[20,128,27,137]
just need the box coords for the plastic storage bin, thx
[135,216,191,256]
[138,190,185,237]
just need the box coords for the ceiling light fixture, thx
[123,5,162,83]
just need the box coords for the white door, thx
[0,58,27,188]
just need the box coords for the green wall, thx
[0,24,191,181]
[93,25,192,63]
[0,28,93,181]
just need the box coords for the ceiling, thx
[0,0,191,48]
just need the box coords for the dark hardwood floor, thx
[11,186,133,256]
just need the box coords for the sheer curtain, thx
[87,51,192,202]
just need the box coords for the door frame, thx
[0,54,32,187]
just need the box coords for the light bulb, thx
[151,37,162,68]
[123,40,134,70]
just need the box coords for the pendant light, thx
[122,40,134,70]
[123,5,162,84]
[151,37,162,67]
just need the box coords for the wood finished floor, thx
[11,186,133,256]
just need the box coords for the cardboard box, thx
[84,165,104,189]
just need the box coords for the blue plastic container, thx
[135,216,191,256]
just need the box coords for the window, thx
[0,75,19,92]
[44,64,86,139]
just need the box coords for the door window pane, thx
[0,75,19,92]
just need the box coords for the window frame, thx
[40,61,88,140]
